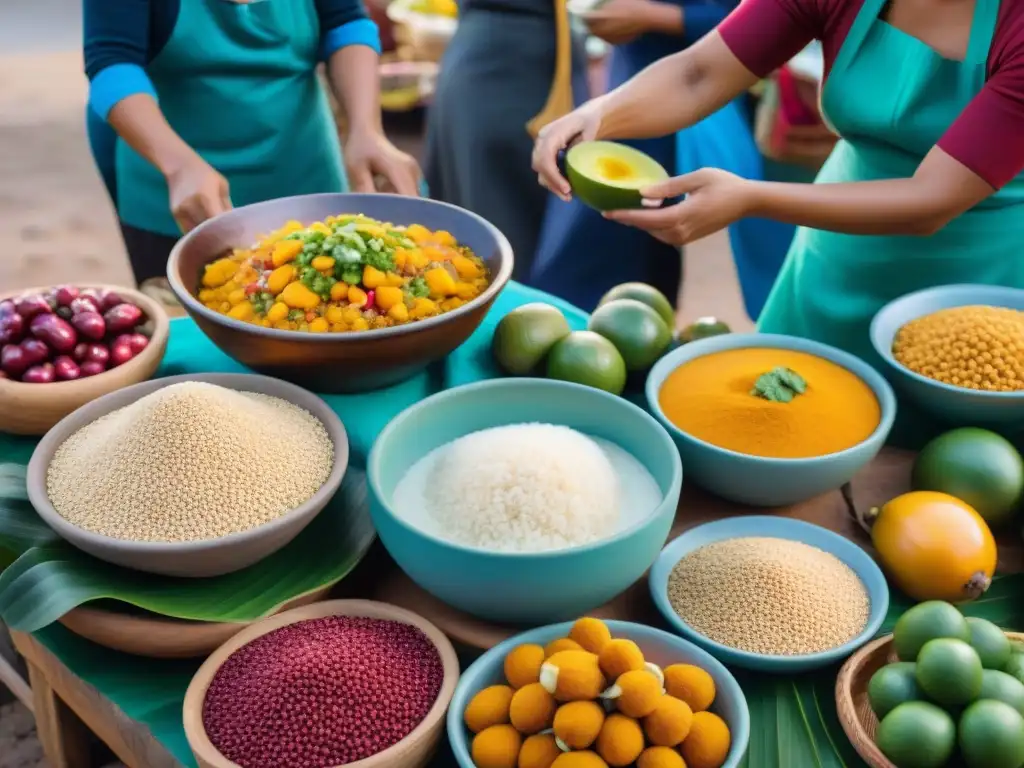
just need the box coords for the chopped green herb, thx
[751,367,808,403]
[340,263,363,285]
[362,248,395,273]
[406,276,429,299]
[332,245,362,264]
[288,309,305,322]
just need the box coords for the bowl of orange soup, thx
[644,333,896,506]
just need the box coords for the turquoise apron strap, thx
[966,0,1000,66]
[830,0,888,74]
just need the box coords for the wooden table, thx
[10,630,181,768]
[9,448,1023,768]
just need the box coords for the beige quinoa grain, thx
[667,537,869,656]
[46,382,333,542]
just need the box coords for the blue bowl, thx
[870,284,1024,428]
[368,378,683,624]
[649,516,889,673]
[447,620,750,768]
[645,333,896,507]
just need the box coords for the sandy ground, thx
[0,17,752,768]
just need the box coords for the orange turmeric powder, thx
[657,348,880,459]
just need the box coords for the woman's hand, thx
[344,129,422,196]
[166,156,232,233]
[532,101,606,201]
[605,168,756,245]
[584,0,679,45]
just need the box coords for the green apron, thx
[116,0,347,237]
[757,0,1024,445]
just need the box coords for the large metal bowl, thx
[167,193,514,393]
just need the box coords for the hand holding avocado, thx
[603,167,755,246]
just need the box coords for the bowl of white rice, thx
[367,378,683,624]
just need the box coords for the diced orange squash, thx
[271,239,303,267]
[425,267,457,297]
[267,264,296,295]
[279,282,321,310]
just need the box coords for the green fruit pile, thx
[491,283,682,396]
[868,600,1024,768]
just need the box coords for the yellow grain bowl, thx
[836,631,1024,768]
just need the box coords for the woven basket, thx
[836,631,1024,768]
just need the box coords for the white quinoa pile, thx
[667,536,870,655]
[46,382,333,542]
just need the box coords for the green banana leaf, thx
[0,463,376,631]
[735,574,1024,767]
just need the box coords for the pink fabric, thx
[717,0,1024,189]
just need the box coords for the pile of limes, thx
[868,600,1024,768]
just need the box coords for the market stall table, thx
[12,447,1022,768]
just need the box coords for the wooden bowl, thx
[166,193,513,393]
[57,585,333,658]
[0,284,170,435]
[836,631,1024,768]
[183,599,460,768]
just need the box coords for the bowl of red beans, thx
[183,599,460,768]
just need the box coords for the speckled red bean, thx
[202,616,444,768]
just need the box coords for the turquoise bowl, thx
[368,378,683,624]
[870,284,1024,428]
[645,333,896,506]
[447,620,750,768]
[649,516,889,673]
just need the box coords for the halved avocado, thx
[565,141,670,211]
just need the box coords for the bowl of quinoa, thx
[26,372,348,577]
[648,516,889,673]
[870,283,1024,428]
[183,599,460,768]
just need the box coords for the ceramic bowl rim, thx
[0,284,170,392]
[869,283,1024,400]
[26,372,349,553]
[644,332,897,465]
[183,599,460,768]
[446,618,751,768]
[648,516,890,669]
[367,376,683,560]
[166,192,514,343]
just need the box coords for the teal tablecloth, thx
[13,280,590,768]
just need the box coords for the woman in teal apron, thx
[533,0,1024,443]
[84,0,420,302]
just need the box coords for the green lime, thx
[893,600,971,661]
[491,303,571,376]
[979,670,1024,715]
[597,282,675,328]
[678,316,732,344]
[868,662,921,719]
[876,701,956,768]
[959,699,1024,768]
[915,638,983,708]
[968,617,1013,670]
[587,299,672,372]
[1003,653,1024,684]
[546,331,627,395]
[913,428,1024,527]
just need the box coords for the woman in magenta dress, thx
[533,0,1024,442]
